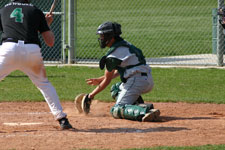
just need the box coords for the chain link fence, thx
[0,0,64,63]
[75,0,220,66]
[0,0,223,66]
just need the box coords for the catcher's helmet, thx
[96,21,122,48]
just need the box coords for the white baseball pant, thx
[0,41,66,120]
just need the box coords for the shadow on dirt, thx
[75,126,190,133]
[159,116,217,122]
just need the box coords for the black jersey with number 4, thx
[0,2,50,46]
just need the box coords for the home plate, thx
[3,122,43,126]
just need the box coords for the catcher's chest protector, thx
[104,40,146,83]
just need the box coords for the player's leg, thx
[0,43,18,81]
[110,104,160,122]
[0,65,14,82]
[19,44,72,129]
[111,82,147,106]
[110,82,145,104]
[115,76,151,105]
[110,74,159,121]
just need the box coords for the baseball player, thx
[0,0,72,129]
[86,21,160,122]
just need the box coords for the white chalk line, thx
[0,133,44,138]
[3,122,43,126]
[0,122,45,138]
[0,112,51,115]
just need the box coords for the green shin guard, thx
[110,105,124,119]
[110,104,150,121]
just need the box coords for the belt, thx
[141,72,147,76]
[123,72,148,83]
[127,72,147,79]
[2,38,37,45]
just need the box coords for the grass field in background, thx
[1,66,225,104]
[75,0,216,59]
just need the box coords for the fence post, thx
[62,0,67,64]
[212,8,218,54]
[217,0,224,66]
[68,0,75,64]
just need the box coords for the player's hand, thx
[88,93,94,99]
[45,13,54,26]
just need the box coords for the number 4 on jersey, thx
[10,8,24,23]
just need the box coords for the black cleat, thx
[58,118,73,130]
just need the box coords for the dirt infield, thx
[0,101,225,150]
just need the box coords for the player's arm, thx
[41,13,55,47]
[45,13,54,26]
[88,69,115,99]
[41,31,55,47]
[86,70,119,86]
[38,10,55,47]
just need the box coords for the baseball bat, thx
[49,0,57,15]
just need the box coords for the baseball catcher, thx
[75,21,160,122]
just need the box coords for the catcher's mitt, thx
[74,93,92,114]
[82,94,92,114]
[74,93,86,113]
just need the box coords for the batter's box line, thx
[3,122,44,126]
[0,112,52,115]
[0,133,45,138]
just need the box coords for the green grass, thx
[1,66,225,104]
[150,67,225,103]
[123,144,225,150]
[73,144,225,150]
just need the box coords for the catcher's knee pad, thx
[110,105,124,119]
[110,82,122,100]
[137,103,154,111]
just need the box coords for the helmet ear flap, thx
[112,22,122,36]
[112,23,116,36]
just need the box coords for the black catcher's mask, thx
[96,21,122,48]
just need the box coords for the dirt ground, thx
[0,101,225,150]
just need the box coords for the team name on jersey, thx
[5,2,33,8]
